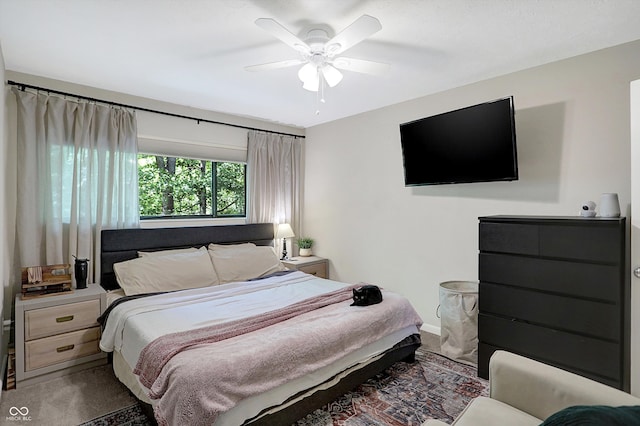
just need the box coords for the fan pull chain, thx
[315,72,326,115]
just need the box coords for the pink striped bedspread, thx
[137,286,423,426]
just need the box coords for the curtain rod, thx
[7,80,305,139]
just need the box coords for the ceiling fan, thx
[245,15,389,92]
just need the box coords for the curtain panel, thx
[12,88,139,288]
[247,131,303,255]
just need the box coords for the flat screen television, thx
[399,96,518,186]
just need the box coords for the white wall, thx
[0,40,10,394]
[304,40,640,337]
[630,79,640,395]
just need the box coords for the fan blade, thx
[332,57,389,75]
[255,18,310,54]
[327,15,382,56]
[245,59,305,72]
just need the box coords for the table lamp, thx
[276,223,295,260]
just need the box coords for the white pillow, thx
[207,242,256,250]
[114,246,219,296]
[207,243,286,284]
[137,247,199,257]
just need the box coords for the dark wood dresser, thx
[478,215,629,390]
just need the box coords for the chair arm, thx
[422,420,449,426]
[489,351,640,420]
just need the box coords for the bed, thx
[98,223,423,425]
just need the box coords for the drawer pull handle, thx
[56,315,74,323]
[56,344,75,353]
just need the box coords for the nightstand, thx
[14,284,108,387]
[282,256,329,278]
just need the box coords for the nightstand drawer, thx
[298,262,327,278]
[25,299,100,341]
[25,327,101,371]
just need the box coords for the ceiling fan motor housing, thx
[305,29,329,50]
[304,29,341,56]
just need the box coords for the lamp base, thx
[280,239,289,260]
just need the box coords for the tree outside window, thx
[138,154,245,218]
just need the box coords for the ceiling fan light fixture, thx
[321,65,343,87]
[302,76,319,91]
[298,62,320,91]
[298,62,316,82]
[250,15,385,96]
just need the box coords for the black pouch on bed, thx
[351,285,383,306]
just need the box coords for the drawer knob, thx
[56,315,74,323]
[56,344,75,353]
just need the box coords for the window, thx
[138,154,246,219]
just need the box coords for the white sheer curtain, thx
[247,131,303,254]
[12,88,139,287]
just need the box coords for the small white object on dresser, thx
[281,256,329,279]
[14,284,108,387]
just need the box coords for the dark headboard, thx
[100,223,274,290]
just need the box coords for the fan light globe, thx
[298,63,343,92]
[302,76,319,91]
[321,65,343,87]
[298,63,316,82]
[298,63,320,91]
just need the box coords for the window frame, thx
[137,153,247,220]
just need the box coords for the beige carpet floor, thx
[0,364,137,426]
[0,331,441,425]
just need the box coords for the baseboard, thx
[421,323,440,336]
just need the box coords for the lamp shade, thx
[298,63,319,92]
[275,223,295,239]
[302,76,319,91]
[298,62,316,82]
[298,62,343,92]
[321,65,343,87]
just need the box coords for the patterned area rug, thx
[295,350,488,425]
[78,404,150,426]
[80,350,488,426]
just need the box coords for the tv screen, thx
[399,96,518,186]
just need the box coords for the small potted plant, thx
[296,237,314,257]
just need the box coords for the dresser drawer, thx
[25,299,100,341]
[480,282,619,340]
[298,262,327,278]
[25,327,101,371]
[480,220,623,262]
[479,222,539,255]
[539,225,622,263]
[479,253,621,303]
[479,314,620,382]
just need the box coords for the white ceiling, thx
[2,0,640,128]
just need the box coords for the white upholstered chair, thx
[423,350,640,426]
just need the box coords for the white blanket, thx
[99,272,423,425]
[100,271,340,367]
